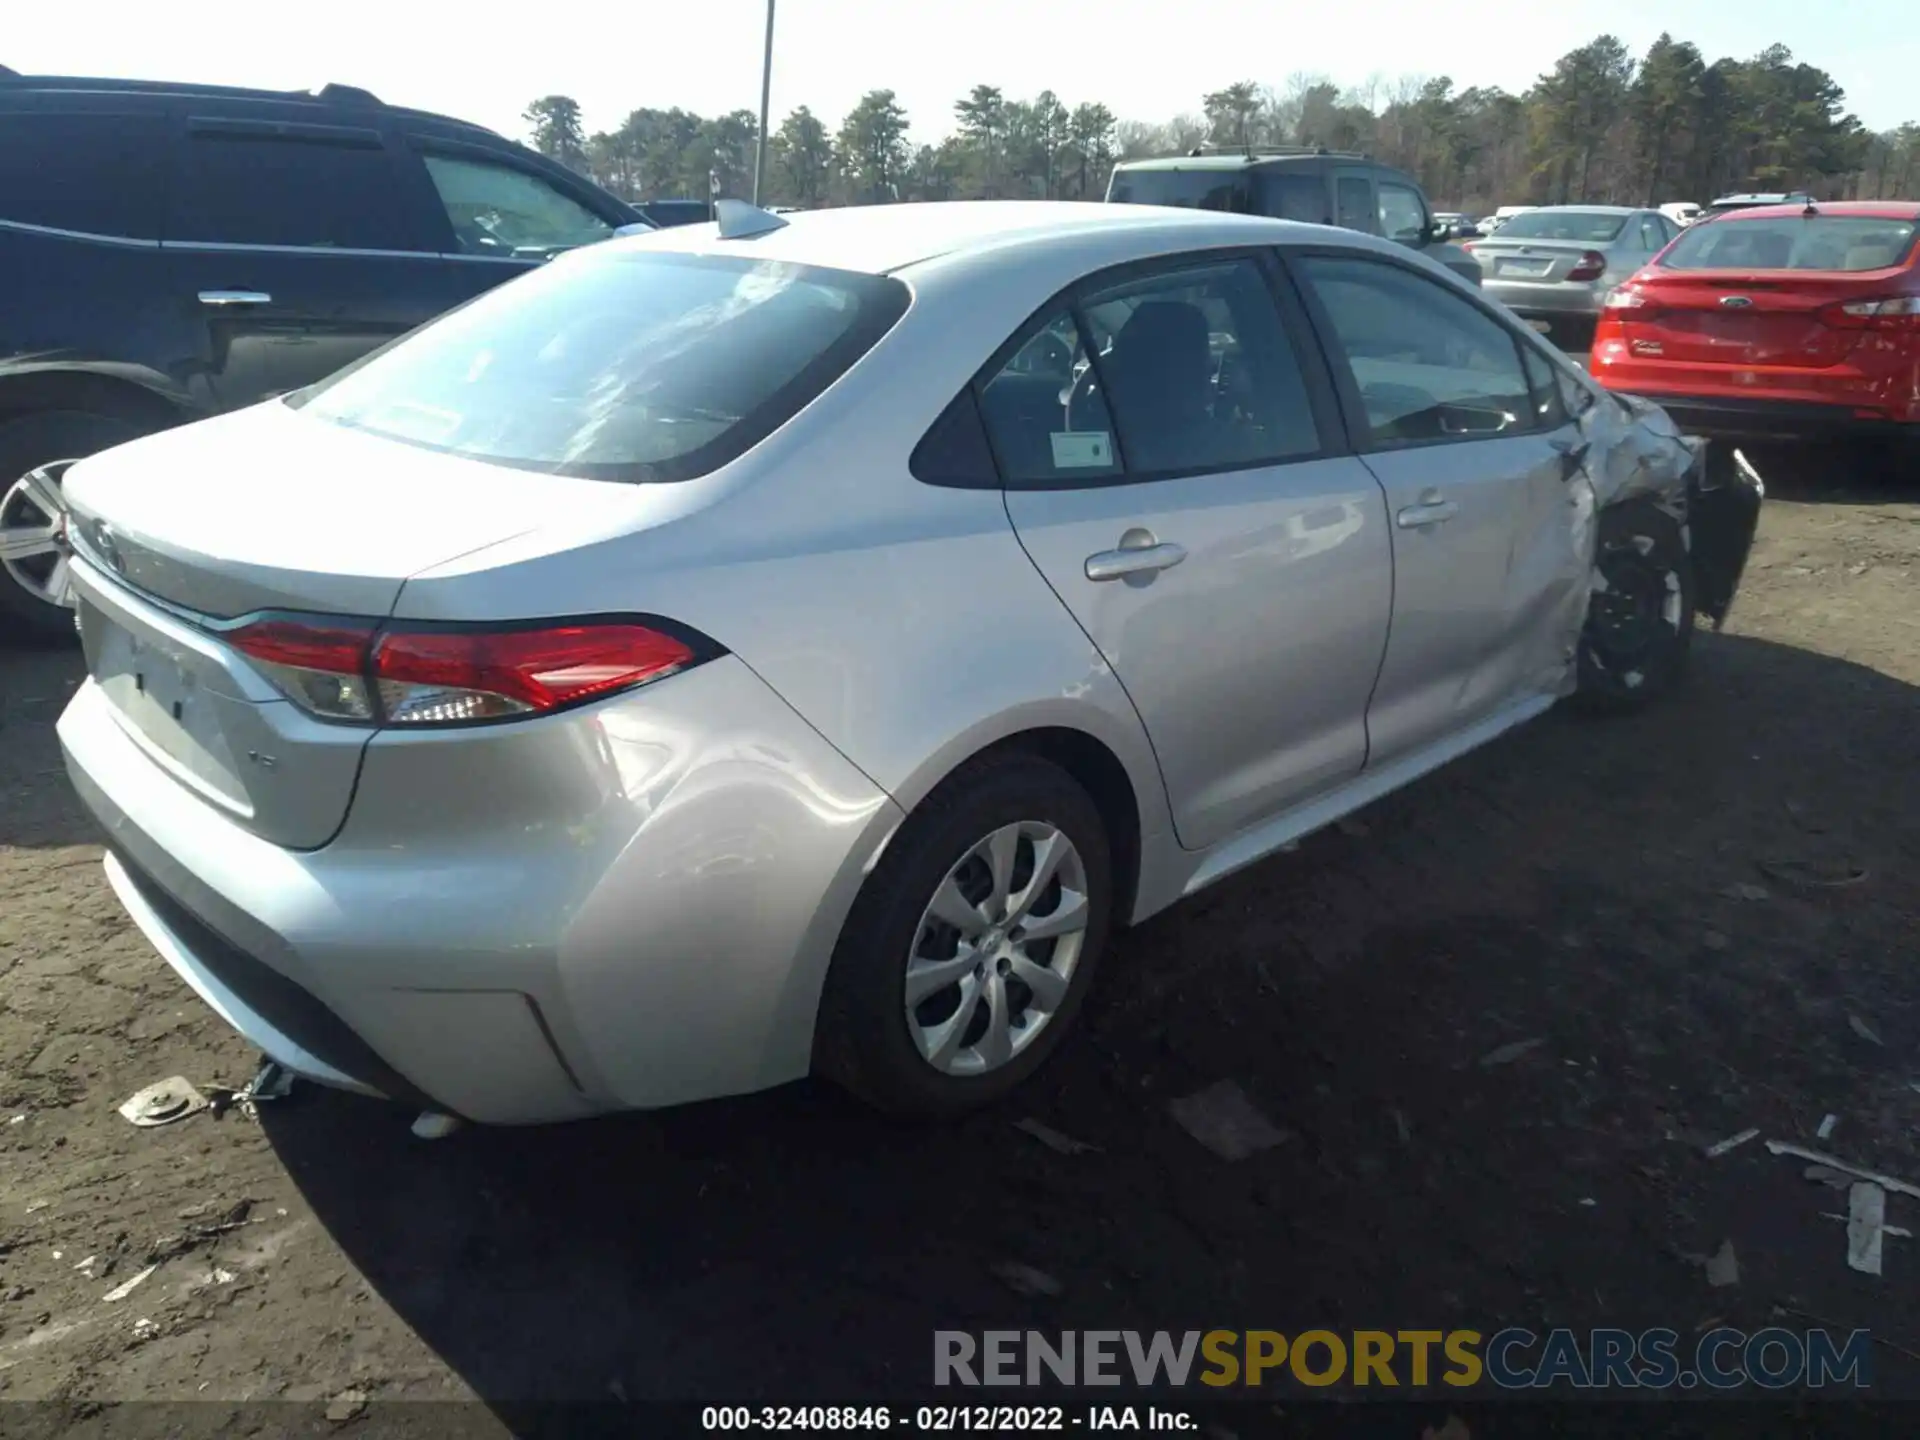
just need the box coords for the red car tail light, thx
[224,615,711,726]
[373,624,698,725]
[1602,287,1663,320]
[1817,295,1920,331]
[1568,251,1608,282]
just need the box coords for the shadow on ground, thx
[0,647,90,848]
[262,630,1920,1405]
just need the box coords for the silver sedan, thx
[1471,206,1682,339]
[55,201,1760,1130]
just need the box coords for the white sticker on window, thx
[1050,431,1114,469]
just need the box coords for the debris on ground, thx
[1014,1118,1100,1156]
[1391,1108,1412,1145]
[1705,1240,1740,1288]
[129,1317,159,1342]
[147,1200,258,1264]
[1167,1081,1292,1161]
[1766,1141,1920,1202]
[1807,1165,1856,1190]
[1758,857,1870,891]
[102,1265,157,1303]
[325,1389,369,1424]
[1704,1128,1760,1159]
[1478,1038,1545,1068]
[410,1112,463,1141]
[990,1261,1064,1298]
[1847,1184,1890,1276]
[117,1078,208,1128]
[1720,882,1770,902]
[607,1380,629,1403]
[1817,1114,1839,1140]
[1849,1015,1884,1046]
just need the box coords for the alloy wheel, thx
[904,820,1091,1077]
[0,462,80,610]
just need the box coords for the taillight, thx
[1817,296,1920,331]
[1602,287,1662,320]
[224,615,710,726]
[1567,251,1608,283]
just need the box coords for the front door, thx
[1288,251,1591,767]
[987,253,1394,852]
[164,114,455,408]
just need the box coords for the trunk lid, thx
[61,401,675,849]
[1469,239,1608,283]
[1619,266,1905,368]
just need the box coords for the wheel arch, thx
[0,365,195,435]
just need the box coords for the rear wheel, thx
[0,410,147,644]
[1573,501,1695,714]
[815,753,1113,1119]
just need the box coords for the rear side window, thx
[0,112,168,237]
[1296,255,1536,447]
[170,125,416,250]
[422,154,614,256]
[290,251,909,483]
[1660,216,1919,273]
[1254,172,1328,223]
[1335,177,1373,231]
[975,309,1123,485]
[1106,169,1253,212]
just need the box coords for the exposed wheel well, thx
[0,371,189,436]
[972,727,1144,928]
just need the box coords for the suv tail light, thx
[1817,296,1920,331]
[225,616,712,726]
[1602,287,1662,320]
[1567,251,1608,283]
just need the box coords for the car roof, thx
[1113,151,1379,173]
[0,70,499,137]
[603,200,1327,276]
[1700,199,1920,222]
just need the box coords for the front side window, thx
[1077,259,1321,475]
[1378,182,1428,244]
[423,154,615,257]
[170,128,416,250]
[1296,255,1535,447]
[290,251,908,483]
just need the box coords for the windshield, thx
[289,251,909,483]
[1660,215,1919,272]
[1492,211,1628,243]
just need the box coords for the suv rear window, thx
[1660,215,1919,272]
[0,112,168,237]
[289,251,909,483]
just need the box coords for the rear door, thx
[1289,250,1589,768]
[163,110,457,408]
[991,252,1394,852]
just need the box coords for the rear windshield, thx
[1660,215,1919,272]
[289,251,908,483]
[1492,211,1628,243]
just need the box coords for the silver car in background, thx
[55,200,1761,1132]
[1471,206,1682,342]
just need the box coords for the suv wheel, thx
[0,411,145,644]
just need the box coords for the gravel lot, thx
[2,444,1918,1413]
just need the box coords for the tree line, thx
[523,32,1920,214]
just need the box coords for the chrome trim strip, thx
[0,217,161,249]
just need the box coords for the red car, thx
[1590,200,1920,447]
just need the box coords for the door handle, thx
[198,290,272,307]
[1396,499,1459,529]
[1084,541,1187,582]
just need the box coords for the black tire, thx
[0,409,147,644]
[815,752,1114,1119]
[1572,500,1696,715]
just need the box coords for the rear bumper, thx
[1483,281,1606,320]
[1611,393,1920,443]
[59,656,904,1124]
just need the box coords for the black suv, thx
[0,69,648,640]
[1106,148,1482,287]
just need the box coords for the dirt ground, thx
[2,444,1918,1420]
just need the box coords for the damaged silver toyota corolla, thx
[56,202,1761,1129]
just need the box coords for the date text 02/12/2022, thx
[701,1405,1196,1431]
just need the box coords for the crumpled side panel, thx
[1580,390,1703,513]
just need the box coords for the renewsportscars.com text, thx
[934,1327,1873,1391]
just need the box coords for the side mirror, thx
[1423,218,1451,244]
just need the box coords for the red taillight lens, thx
[226,617,379,721]
[373,624,696,725]
[1817,296,1920,331]
[224,616,704,726]
[1567,251,1607,283]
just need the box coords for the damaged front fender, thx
[1578,390,1765,630]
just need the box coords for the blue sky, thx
[12,0,1917,143]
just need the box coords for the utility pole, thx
[752,0,776,206]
